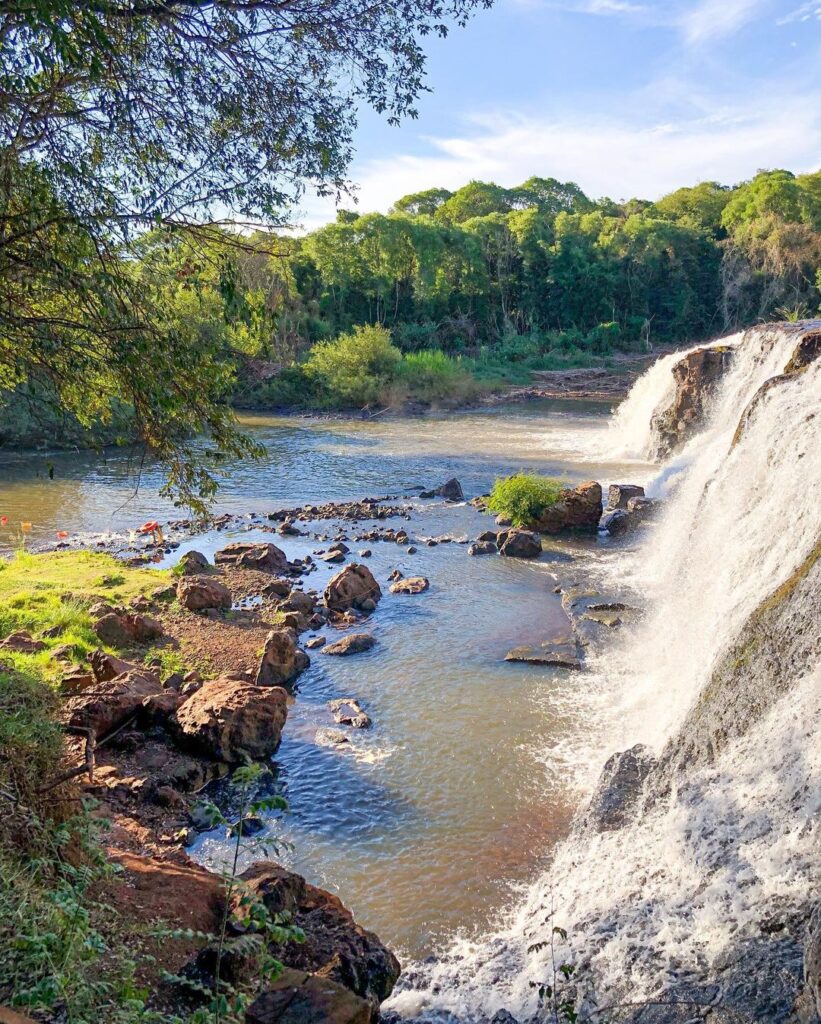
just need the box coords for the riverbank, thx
[0,473,642,1023]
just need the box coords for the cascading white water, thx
[390,324,821,1021]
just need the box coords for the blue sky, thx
[298,0,820,228]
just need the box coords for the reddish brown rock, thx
[246,970,373,1024]
[238,862,401,1009]
[90,650,145,683]
[214,541,288,573]
[532,481,602,534]
[0,630,46,654]
[92,612,164,646]
[324,565,382,613]
[255,628,310,688]
[651,345,733,456]
[171,677,288,762]
[65,670,164,737]
[176,575,232,612]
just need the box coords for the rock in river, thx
[324,564,382,612]
[329,698,371,728]
[214,541,288,574]
[322,633,376,656]
[505,641,581,670]
[497,528,542,559]
[389,576,429,594]
[256,627,310,687]
[606,483,644,510]
[583,744,657,832]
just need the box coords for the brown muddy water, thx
[0,400,655,962]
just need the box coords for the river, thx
[0,399,655,964]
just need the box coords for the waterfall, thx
[390,323,821,1022]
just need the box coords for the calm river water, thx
[0,401,653,962]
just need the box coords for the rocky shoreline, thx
[1,468,660,1024]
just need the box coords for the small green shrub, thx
[304,324,402,407]
[486,473,564,527]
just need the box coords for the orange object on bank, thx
[21,522,32,532]
[138,520,160,533]
[56,531,69,539]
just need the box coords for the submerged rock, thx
[322,633,376,656]
[584,744,657,832]
[505,641,581,670]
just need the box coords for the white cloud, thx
[777,0,821,22]
[295,89,820,228]
[678,0,769,43]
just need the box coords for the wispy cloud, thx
[777,0,821,23]
[295,86,820,228]
[678,0,769,44]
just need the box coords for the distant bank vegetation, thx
[2,169,819,434]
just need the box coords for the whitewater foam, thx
[391,323,821,1021]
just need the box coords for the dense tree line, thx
[176,168,817,365]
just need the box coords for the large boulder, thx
[92,611,163,645]
[324,565,382,613]
[651,345,733,457]
[176,575,232,612]
[89,650,145,683]
[238,862,401,1008]
[584,744,657,832]
[256,628,310,687]
[65,670,163,737]
[532,481,602,534]
[496,528,542,559]
[171,677,288,762]
[246,970,373,1024]
[214,541,288,574]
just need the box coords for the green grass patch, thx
[0,550,170,681]
[486,473,565,527]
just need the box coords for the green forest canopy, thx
[134,168,820,370]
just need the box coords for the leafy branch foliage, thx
[0,0,492,508]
